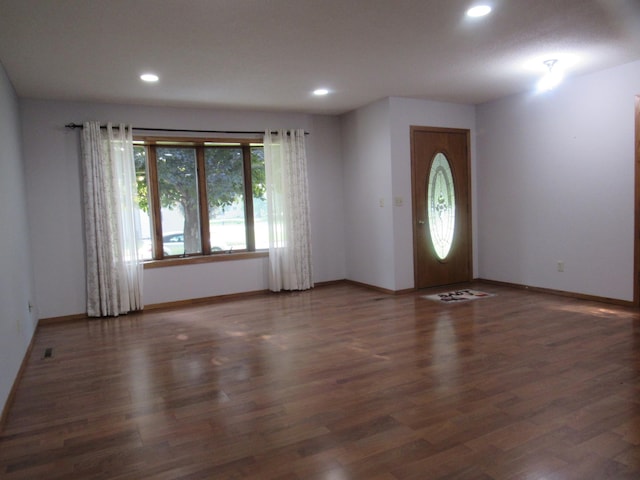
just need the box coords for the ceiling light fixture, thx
[466,5,492,17]
[313,88,330,96]
[537,59,563,92]
[140,73,159,83]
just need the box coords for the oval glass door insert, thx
[427,152,455,260]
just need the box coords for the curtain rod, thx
[64,123,308,135]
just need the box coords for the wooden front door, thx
[411,126,472,289]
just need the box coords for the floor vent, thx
[43,347,53,359]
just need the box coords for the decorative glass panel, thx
[427,153,455,260]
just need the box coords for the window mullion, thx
[242,144,255,251]
[196,145,211,255]
[146,145,164,260]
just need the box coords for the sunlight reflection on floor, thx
[550,303,638,319]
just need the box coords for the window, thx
[133,137,267,261]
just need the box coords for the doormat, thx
[422,289,495,303]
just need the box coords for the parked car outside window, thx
[138,232,225,259]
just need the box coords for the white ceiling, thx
[1,0,639,115]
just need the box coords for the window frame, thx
[135,135,266,264]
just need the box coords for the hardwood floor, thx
[1,283,640,479]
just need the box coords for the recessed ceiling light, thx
[140,73,159,83]
[313,88,330,96]
[466,5,492,17]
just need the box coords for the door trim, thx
[410,125,473,289]
[634,96,640,306]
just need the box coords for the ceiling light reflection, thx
[466,5,492,17]
[140,73,159,82]
[537,59,563,92]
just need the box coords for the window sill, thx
[143,251,268,269]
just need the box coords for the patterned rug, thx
[422,288,495,303]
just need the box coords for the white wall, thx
[20,99,346,318]
[476,59,640,301]
[0,62,37,415]
[341,98,395,290]
[307,114,346,283]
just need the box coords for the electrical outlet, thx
[557,261,564,272]
[393,196,403,207]
[379,198,385,207]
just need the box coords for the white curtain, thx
[81,122,143,316]
[264,129,313,292]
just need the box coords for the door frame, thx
[411,125,473,289]
[634,96,640,306]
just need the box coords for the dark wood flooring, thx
[1,282,640,479]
